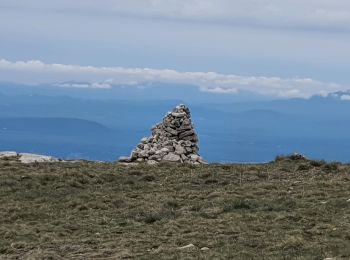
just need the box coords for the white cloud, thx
[1,0,350,31]
[0,59,348,98]
[340,95,350,101]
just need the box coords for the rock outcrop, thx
[119,104,207,165]
[0,151,59,163]
[0,151,18,159]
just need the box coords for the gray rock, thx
[175,145,186,155]
[190,154,200,161]
[160,147,170,153]
[163,153,181,162]
[185,147,193,153]
[165,146,175,152]
[139,150,149,158]
[118,156,131,162]
[164,127,178,136]
[184,141,192,147]
[183,135,198,142]
[131,150,139,158]
[178,126,192,133]
[179,130,194,139]
[171,112,186,117]
[177,244,196,250]
[149,155,161,160]
[147,160,158,165]
[163,140,172,146]
[141,137,148,143]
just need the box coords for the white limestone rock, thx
[18,153,59,163]
[1,151,59,163]
[0,151,18,158]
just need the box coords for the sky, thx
[0,0,350,98]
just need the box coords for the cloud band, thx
[0,59,347,98]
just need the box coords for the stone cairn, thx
[119,104,207,165]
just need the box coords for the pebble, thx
[177,244,196,250]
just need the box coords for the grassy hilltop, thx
[0,156,350,259]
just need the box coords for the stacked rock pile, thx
[119,104,207,165]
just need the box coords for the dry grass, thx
[0,157,349,259]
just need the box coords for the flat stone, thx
[198,158,209,164]
[190,154,200,161]
[163,120,176,129]
[177,244,196,250]
[164,127,178,136]
[183,135,198,142]
[163,141,172,146]
[141,137,148,143]
[118,156,131,162]
[184,141,192,147]
[178,125,192,132]
[182,118,191,125]
[163,153,181,162]
[171,112,186,117]
[178,130,194,139]
[160,147,170,153]
[149,155,161,160]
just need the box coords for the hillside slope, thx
[0,158,349,259]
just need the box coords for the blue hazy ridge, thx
[0,84,350,162]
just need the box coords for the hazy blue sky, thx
[0,1,350,98]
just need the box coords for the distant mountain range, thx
[1,82,350,162]
[0,117,109,135]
